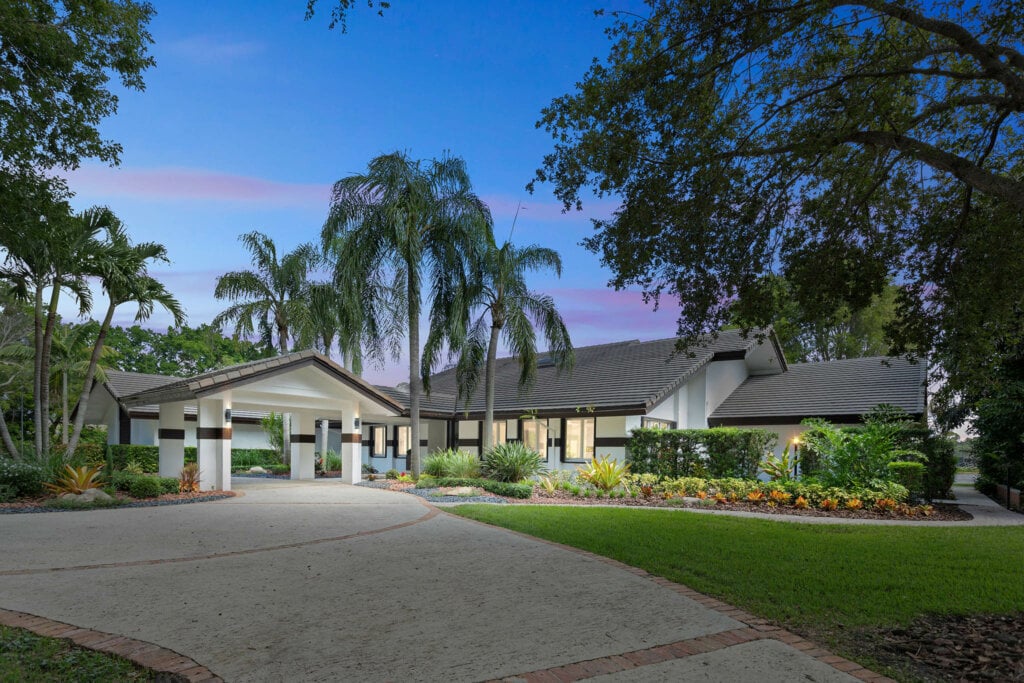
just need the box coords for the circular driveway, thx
[0,479,862,682]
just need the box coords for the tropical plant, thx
[323,450,343,472]
[760,444,799,482]
[0,295,32,457]
[798,417,923,488]
[576,454,629,492]
[260,412,285,461]
[179,463,200,493]
[43,464,104,495]
[431,239,574,451]
[481,442,547,482]
[422,449,481,479]
[49,321,109,445]
[293,281,364,373]
[123,458,144,475]
[322,152,492,475]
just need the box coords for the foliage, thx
[322,152,492,476]
[416,475,532,499]
[127,475,162,498]
[760,444,799,482]
[109,445,158,472]
[123,458,145,475]
[0,625,156,681]
[971,341,1024,491]
[0,459,43,497]
[43,464,104,495]
[532,1,1024,427]
[576,454,629,492]
[105,323,272,376]
[260,412,285,457]
[431,238,574,451]
[179,463,200,493]
[422,449,481,479]
[481,442,547,482]
[0,483,14,503]
[887,462,925,499]
[50,442,107,469]
[323,450,342,472]
[267,463,290,475]
[626,427,775,479]
[385,468,400,480]
[799,418,921,488]
[230,449,281,469]
[41,495,128,510]
[304,0,391,32]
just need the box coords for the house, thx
[81,330,927,488]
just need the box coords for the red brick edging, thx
[447,510,895,683]
[0,608,221,682]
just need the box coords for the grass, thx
[0,625,155,682]
[452,505,1024,630]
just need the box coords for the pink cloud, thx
[65,165,332,208]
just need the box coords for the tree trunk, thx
[408,272,422,476]
[0,406,20,459]
[67,304,116,458]
[39,279,62,456]
[32,285,43,458]
[61,370,68,445]
[482,322,501,452]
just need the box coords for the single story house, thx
[82,329,927,489]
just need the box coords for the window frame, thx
[561,417,596,463]
[519,417,549,459]
[395,425,411,459]
[641,417,677,430]
[371,425,387,458]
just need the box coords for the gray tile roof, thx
[103,370,179,399]
[709,356,927,424]
[424,329,772,417]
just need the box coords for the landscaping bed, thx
[0,490,235,514]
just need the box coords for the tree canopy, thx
[532,0,1024,426]
[106,324,272,377]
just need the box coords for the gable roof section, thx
[117,350,404,413]
[103,369,179,399]
[709,356,927,426]
[425,329,778,418]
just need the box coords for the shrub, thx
[128,475,163,498]
[123,458,145,475]
[423,449,481,478]
[231,449,282,469]
[109,470,136,492]
[157,477,179,495]
[44,465,105,495]
[0,459,44,497]
[109,445,159,472]
[415,476,532,499]
[323,450,343,472]
[626,427,775,478]
[576,455,629,491]
[481,443,547,482]
[798,418,922,488]
[385,468,400,480]
[888,461,926,497]
[267,463,290,475]
[50,442,108,468]
[185,447,197,464]
[661,476,707,497]
[760,444,799,482]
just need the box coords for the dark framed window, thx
[395,425,411,458]
[491,420,507,446]
[371,425,387,457]
[520,418,548,457]
[641,417,676,429]
[562,417,595,462]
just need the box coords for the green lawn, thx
[0,626,154,682]
[453,506,1024,630]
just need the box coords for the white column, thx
[290,412,316,480]
[157,401,187,477]
[341,406,362,484]
[197,396,232,491]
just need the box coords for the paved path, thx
[0,479,880,682]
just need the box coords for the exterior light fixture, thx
[224,409,232,422]
[353,417,361,429]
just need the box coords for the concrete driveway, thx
[0,479,868,682]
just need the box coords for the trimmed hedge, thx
[626,428,777,479]
[416,476,533,499]
[51,443,107,468]
[111,472,179,497]
[110,445,159,472]
[0,459,44,497]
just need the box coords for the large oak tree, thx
[532,0,1024,426]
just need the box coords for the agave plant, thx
[44,464,105,495]
[576,454,629,492]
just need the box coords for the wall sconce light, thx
[353,417,361,429]
[224,409,232,423]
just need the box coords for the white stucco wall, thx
[686,367,708,428]
[705,359,749,417]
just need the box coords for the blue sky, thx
[61,0,680,383]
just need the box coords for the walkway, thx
[0,478,881,682]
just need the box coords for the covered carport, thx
[116,350,405,491]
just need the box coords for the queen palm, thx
[67,220,184,457]
[213,231,319,355]
[322,152,491,475]
[437,240,574,451]
[294,281,364,374]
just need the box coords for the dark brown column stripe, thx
[158,428,185,440]
[341,433,362,444]
[197,427,231,440]
[290,434,316,444]
[594,437,628,448]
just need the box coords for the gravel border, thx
[0,493,235,514]
[354,480,507,504]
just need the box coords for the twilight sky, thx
[60,0,680,384]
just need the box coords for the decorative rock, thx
[249,466,267,474]
[438,486,484,496]
[79,488,113,502]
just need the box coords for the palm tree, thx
[66,217,184,457]
[213,232,318,354]
[294,281,364,374]
[49,321,108,445]
[322,152,491,475]
[435,241,574,451]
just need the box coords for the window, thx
[491,420,507,446]
[641,417,676,429]
[395,426,410,458]
[563,417,595,462]
[521,418,548,456]
[371,425,386,457]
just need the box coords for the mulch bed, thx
[0,490,236,514]
[852,613,1024,681]
[504,489,973,521]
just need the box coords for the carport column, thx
[341,408,361,484]
[290,412,316,480]
[157,402,187,478]
[197,396,232,491]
